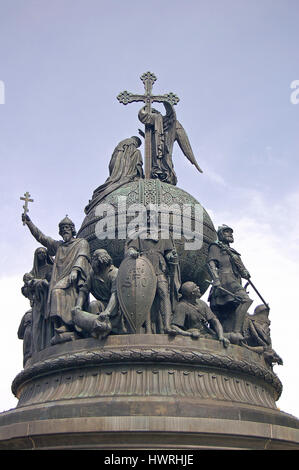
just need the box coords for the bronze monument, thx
[0,72,298,450]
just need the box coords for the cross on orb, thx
[117,72,180,179]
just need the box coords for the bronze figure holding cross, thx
[117,72,203,185]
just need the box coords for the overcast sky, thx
[0,0,299,419]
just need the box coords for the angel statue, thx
[138,101,203,185]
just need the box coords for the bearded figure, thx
[22,213,91,345]
[241,305,283,368]
[207,224,253,341]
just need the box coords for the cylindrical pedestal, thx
[0,335,298,449]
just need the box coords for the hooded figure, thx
[30,246,54,281]
[85,136,144,213]
[28,247,54,352]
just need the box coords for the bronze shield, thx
[116,255,157,333]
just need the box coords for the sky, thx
[0,0,299,419]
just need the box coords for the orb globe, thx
[78,179,217,294]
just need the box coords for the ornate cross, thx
[117,72,180,179]
[20,191,34,224]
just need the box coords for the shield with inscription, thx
[117,255,157,333]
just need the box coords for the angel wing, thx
[175,121,203,173]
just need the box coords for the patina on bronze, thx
[21,213,91,345]
[117,253,157,333]
[72,248,121,337]
[207,224,253,341]
[85,136,144,213]
[171,281,229,348]
[4,73,296,451]
[117,71,179,180]
[24,247,54,353]
[117,71,202,184]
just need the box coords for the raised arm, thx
[22,214,59,256]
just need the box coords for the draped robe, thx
[29,248,54,351]
[85,137,144,213]
[26,221,91,328]
[138,102,202,186]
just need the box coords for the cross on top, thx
[117,72,180,178]
[117,71,180,109]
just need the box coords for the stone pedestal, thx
[0,334,298,449]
